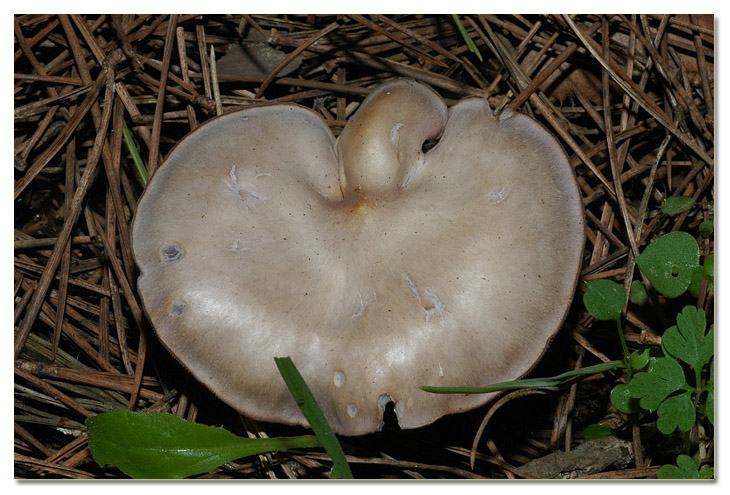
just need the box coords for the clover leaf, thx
[699,465,715,479]
[627,357,685,411]
[656,392,695,434]
[662,306,713,374]
[657,455,701,479]
[634,232,700,298]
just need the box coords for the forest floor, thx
[14,14,714,479]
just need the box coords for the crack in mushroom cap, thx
[131,79,585,436]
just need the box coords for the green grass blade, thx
[421,360,625,394]
[451,14,483,62]
[86,409,320,479]
[274,356,353,479]
[122,120,148,185]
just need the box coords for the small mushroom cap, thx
[132,79,584,436]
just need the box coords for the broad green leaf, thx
[629,280,648,306]
[657,455,701,479]
[86,410,320,479]
[610,384,633,414]
[656,392,695,434]
[627,357,685,411]
[705,362,714,425]
[634,231,700,298]
[662,306,714,373]
[583,279,625,320]
[583,423,613,441]
[274,357,353,479]
[661,196,696,216]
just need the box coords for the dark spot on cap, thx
[168,299,187,318]
[159,243,185,265]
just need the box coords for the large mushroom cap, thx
[132,79,584,436]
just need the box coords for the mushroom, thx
[131,79,584,436]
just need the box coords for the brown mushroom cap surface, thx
[132,79,584,436]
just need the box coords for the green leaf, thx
[662,306,713,373]
[86,410,320,479]
[627,357,685,411]
[450,14,483,62]
[634,231,700,298]
[583,423,613,441]
[705,362,714,425]
[421,360,625,394]
[656,392,696,434]
[583,279,625,320]
[122,121,148,185]
[661,196,696,216]
[688,255,713,297]
[629,280,648,306]
[629,347,663,373]
[688,266,703,298]
[274,357,353,479]
[657,455,701,479]
[698,220,713,237]
[705,254,714,283]
[699,464,714,479]
[628,348,650,371]
[610,384,634,414]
